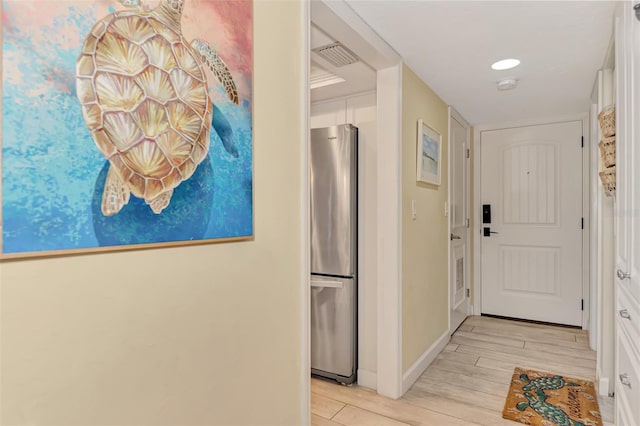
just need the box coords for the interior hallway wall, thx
[0,2,306,424]
[595,67,615,395]
[311,91,378,389]
[401,65,449,372]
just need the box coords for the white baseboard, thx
[597,367,612,396]
[597,368,611,397]
[357,369,377,390]
[401,329,450,395]
[598,378,611,397]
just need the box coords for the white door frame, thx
[448,107,471,332]
[300,1,311,424]
[589,101,600,351]
[310,0,404,399]
[472,114,591,329]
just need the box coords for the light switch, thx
[444,202,448,217]
[411,200,417,220]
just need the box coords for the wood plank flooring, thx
[311,315,614,426]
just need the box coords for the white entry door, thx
[450,111,470,331]
[480,121,583,326]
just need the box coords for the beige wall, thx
[401,65,450,371]
[0,2,305,425]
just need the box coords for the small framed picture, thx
[416,119,442,185]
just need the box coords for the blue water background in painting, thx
[1,3,253,254]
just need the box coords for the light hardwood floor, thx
[311,315,614,426]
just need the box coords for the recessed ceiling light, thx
[491,59,520,71]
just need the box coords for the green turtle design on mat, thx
[516,373,584,426]
[521,373,580,391]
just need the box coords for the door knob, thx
[483,227,499,237]
[450,234,461,240]
[617,269,631,280]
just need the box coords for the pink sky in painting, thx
[4,0,253,103]
[181,0,253,100]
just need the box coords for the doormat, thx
[502,368,602,426]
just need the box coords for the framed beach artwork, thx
[1,0,253,258]
[416,119,442,185]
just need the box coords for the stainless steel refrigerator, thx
[310,124,357,384]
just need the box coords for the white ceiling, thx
[342,0,617,125]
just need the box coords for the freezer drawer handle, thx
[619,309,631,320]
[617,269,631,280]
[619,373,632,389]
[310,280,344,289]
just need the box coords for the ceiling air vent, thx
[312,42,360,67]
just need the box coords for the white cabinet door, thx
[628,1,640,304]
[615,4,640,426]
[615,3,640,303]
[615,11,631,280]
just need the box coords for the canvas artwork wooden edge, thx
[0,1,256,259]
[0,235,255,261]
[248,0,256,252]
[1,0,4,256]
[416,118,442,185]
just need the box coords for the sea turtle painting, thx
[76,0,239,216]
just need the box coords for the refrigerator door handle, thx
[310,280,344,289]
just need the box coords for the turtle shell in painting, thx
[75,10,212,203]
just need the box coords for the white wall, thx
[311,91,378,389]
[375,65,403,398]
[595,67,616,396]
